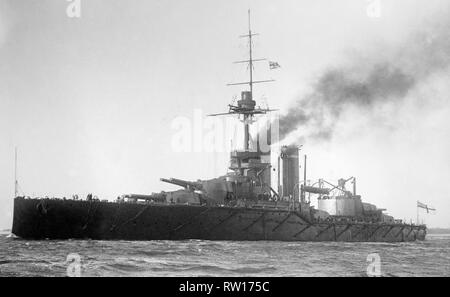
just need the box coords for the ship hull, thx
[12,197,426,242]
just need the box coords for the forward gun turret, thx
[160,178,203,191]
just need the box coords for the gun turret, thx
[160,178,203,191]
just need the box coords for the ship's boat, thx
[11,11,426,242]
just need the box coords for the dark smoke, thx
[279,64,415,138]
[279,11,450,144]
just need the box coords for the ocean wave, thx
[0,236,448,277]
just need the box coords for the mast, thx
[302,154,307,203]
[241,9,265,151]
[416,201,419,225]
[210,10,276,152]
[248,9,253,95]
[14,147,18,198]
[244,9,253,151]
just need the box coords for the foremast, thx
[210,10,276,199]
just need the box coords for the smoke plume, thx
[279,11,450,144]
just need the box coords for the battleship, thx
[12,11,426,242]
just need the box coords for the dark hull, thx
[12,197,426,242]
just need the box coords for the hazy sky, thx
[1,0,449,229]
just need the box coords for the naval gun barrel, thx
[160,178,203,191]
[122,194,166,202]
[302,185,330,195]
